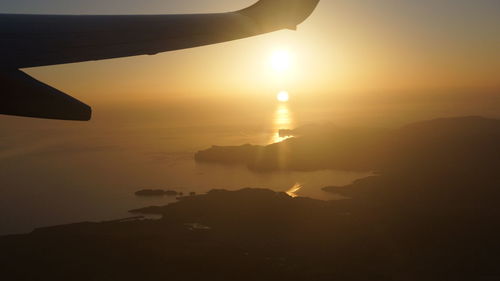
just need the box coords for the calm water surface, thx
[0,104,369,235]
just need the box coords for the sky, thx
[0,0,498,128]
[1,0,499,107]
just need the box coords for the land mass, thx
[2,116,500,280]
[196,116,500,173]
[135,189,179,197]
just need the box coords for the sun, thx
[270,50,293,72]
[277,91,290,102]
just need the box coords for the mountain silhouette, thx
[2,116,500,281]
[196,116,500,172]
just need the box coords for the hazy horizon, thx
[2,0,499,105]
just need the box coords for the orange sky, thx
[7,0,499,108]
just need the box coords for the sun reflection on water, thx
[286,183,302,198]
[271,103,294,144]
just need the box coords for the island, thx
[135,189,178,197]
[2,116,500,281]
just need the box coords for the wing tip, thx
[239,0,320,30]
[0,70,93,122]
[0,104,92,121]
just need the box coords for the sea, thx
[0,100,371,235]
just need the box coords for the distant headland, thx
[135,189,179,197]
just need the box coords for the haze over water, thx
[0,99,374,235]
[2,85,500,235]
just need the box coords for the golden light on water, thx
[271,103,293,143]
[277,91,290,102]
[286,183,302,198]
[268,48,294,144]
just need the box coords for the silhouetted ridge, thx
[3,116,500,281]
[3,179,500,280]
[195,116,500,172]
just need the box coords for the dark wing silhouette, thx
[0,0,320,121]
[0,70,91,121]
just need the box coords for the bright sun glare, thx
[277,91,290,102]
[270,50,293,72]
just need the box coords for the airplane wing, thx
[0,0,320,121]
[0,70,91,121]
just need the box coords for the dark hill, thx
[2,116,500,280]
[196,116,500,172]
